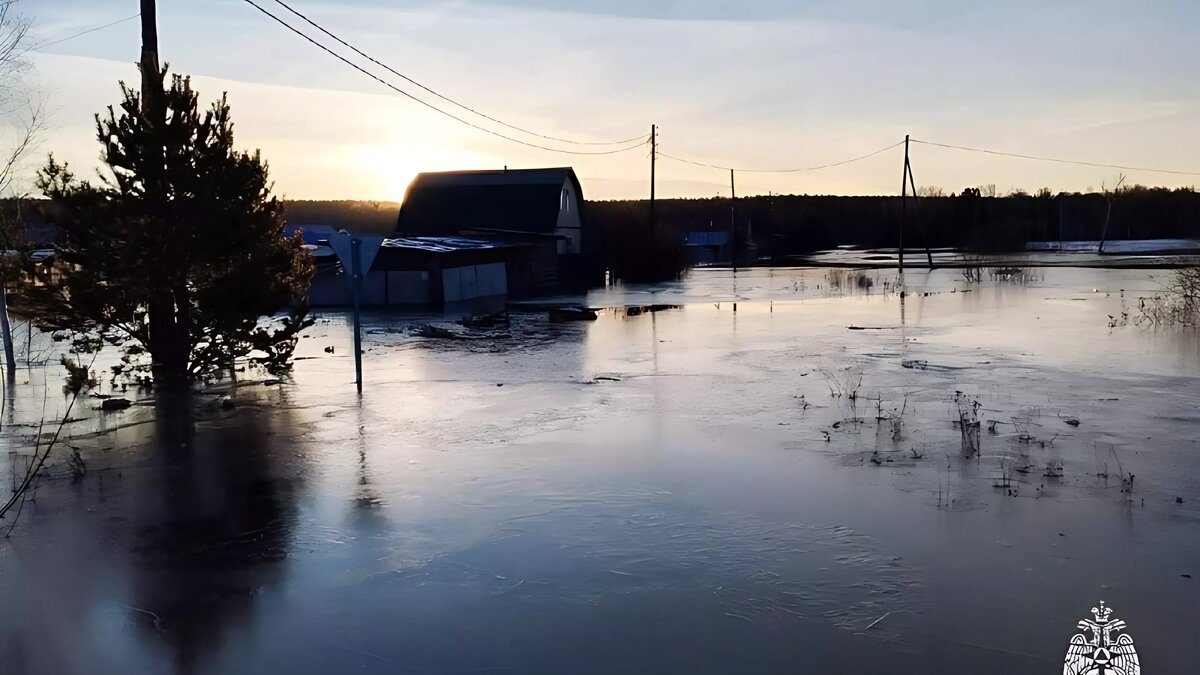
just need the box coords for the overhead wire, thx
[41,9,1200,181]
[268,0,644,147]
[910,138,1200,177]
[241,0,648,156]
[657,140,905,174]
[31,14,140,51]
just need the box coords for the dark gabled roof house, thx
[395,167,586,254]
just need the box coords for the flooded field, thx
[1,266,1198,674]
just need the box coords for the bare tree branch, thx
[0,0,31,116]
[0,0,38,198]
[0,99,44,196]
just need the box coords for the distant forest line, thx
[17,186,1197,281]
[591,185,1199,250]
[283,200,402,236]
[282,186,1199,270]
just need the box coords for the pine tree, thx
[28,72,314,387]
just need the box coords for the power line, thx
[31,14,140,51]
[269,0,643,148]
[910,138,1200,177]
[241,0,647,156]
[242,0,647,156]
[46,9,1199,186]
[658,140,905,173]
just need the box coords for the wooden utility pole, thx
[730,169,736,270]
[649,124,657,240]
[898,134,933,271]
[1058,196,1064,250]
[905,153,934,269]
[1099,174,1126,254]
[899,135,908,271]
[140,0,161,118]
[140,0,184,387]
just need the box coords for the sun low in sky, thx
[24,0,1200,202]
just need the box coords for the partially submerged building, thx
[307,236,517,314]
[396,167,598,289]
[299,167,598,312]
[397,167,586,254]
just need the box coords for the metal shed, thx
[307,236,521,314]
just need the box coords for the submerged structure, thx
[397,167,599,289]
[296,168,601,310]
[396,167,587,255]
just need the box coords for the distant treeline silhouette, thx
[282,199,401,235]
[279,186,1200,280]
[590,184,1200,269]
[14,185,1197,283]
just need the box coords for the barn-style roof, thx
[396,167,583,236]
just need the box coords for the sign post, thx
[329,233,384,394]
[351,238,363,393]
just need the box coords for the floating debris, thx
[549,306,597,322]
[458,313,508,329]
[414,323,490,340]
[100,398,132,411]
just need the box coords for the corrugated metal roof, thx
[303,244,336,257]
[381,236,509,253]
[304,236,510,257]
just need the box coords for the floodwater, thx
[790,239,1200,268]
[1,266,1198,674]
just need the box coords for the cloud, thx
[20,0,1200,200]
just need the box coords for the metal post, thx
[899,135,908,271]
[0,285,14,375]
[351,237,363,394]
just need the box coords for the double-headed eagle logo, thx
[1063,601,1140,675]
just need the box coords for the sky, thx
[13,0,1200,201]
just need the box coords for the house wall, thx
[309,273,349,306]
[386,271,431,304]
[441,262,507,303]
[554,179,583,254]
[361,272,388,305]
[307,246,515,308]
[309,270,431,307]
